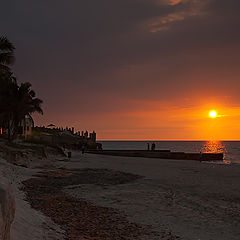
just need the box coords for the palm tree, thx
[17,82,43,122]
[11,82,43,140]
[0,37,43,140]
[0,37,15,72]
[0,72,18,135]
[0,74,43,140]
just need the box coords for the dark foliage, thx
[0,36,15,72]
[0,37,43,140]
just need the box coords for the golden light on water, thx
[209,110,217,118]
[201,141,230,163]
[201,141,226,154]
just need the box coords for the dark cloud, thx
[1,0,240,129]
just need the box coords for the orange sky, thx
[34,99,240,140]
[3,0,240,140]
[96,105,240,140]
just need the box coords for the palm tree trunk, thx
[7,120,11,141]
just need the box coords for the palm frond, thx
[0,37,15,52]
[0,52,15,65]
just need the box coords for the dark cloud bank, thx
[1,0,240,129]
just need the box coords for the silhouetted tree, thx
[0,74,43,140]
[0,37,15,72]
[0,37,43,140]
[0,72,18,138]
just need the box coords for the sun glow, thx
[209,110,217,118]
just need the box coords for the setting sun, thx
[209,110,217,118]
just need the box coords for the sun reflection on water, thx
[200,141,230,163]
[201,141,226,153]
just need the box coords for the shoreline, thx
[98,141,240,164]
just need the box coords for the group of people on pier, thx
[147,142,156,151]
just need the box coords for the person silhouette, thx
[151,142,156,151]
[82,145,85,154]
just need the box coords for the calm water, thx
[99,141,240,164]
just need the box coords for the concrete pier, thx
[87,150,223,161]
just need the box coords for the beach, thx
[2,151,240,240]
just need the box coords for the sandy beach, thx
[2,151,240,240]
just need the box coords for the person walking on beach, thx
[147,143,150,151]
[82,145,86,154]
[151,142,156,151]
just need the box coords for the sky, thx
[1,0,240,140]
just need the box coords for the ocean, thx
[99,141,240,164]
